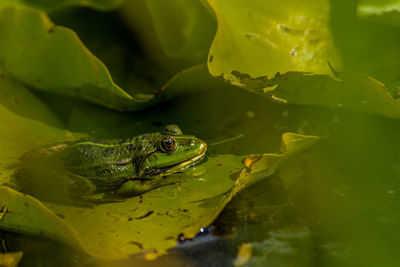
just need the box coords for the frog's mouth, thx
[144,144,207,177]
[161,150,207,176]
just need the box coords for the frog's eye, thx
[160,136,177,153]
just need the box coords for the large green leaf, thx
[0,86,320,259]
[230,71,400,119]
[0,76,87,252]
[20,133,318,260]
[0,70,62,128]
[0,5,155,111]
[206,0,340,84]
[0,79,241,259]
[204,0,400,120]
[0,101,81,185]
[145,0,216,64]
[42,154,243,260]
[0,186,84,250]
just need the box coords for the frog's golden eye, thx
[160,136,176,153]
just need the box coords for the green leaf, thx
[42,154,244,260]
[145,0,216,64]
[230,71,400,119]
[0,70,62,128]
[0,83,320,259]
[0,73,241,259]
[35,132,319,260]
[0,186,84,250]
[0,5,155,111]
[229,133,320,199]
[206,0,340,84]
[0,105,82,185]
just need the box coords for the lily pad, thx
[222,133,320,206]
[0,92,320,260]
[16,133,318,260]
[43,154,244,260]
[145,0,216,64]
[230,71,400,119]
[0,5,155,111]
[0,103,82,185]
[0,70,62,128]
[206,0,340,84]
[0,186,84,250]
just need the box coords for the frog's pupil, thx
[160,136,176,152]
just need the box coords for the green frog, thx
[13,125,207,204]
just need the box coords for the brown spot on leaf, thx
[128,241,143,249]
[242,154,262,168]
[135,211,154,220]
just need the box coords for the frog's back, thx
[57,134,161,180]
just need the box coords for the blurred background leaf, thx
[0,0,126,12]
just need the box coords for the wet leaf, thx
[237,133,320,191]
[206,0,340,84]
[0,83,320,260]
[231,71,400,119]
[0,76,241,259]
[43,154,243,260]
[0,186,84,250]
[0,70,62,128]
[214,134,320,234]
[145,0,216,64]
[0,103,81,185]
[39,132,319,260]
[0,5,155,111]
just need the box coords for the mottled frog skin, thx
[13,125,207,204]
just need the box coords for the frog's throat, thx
[161,150,206,176]
[143,144,207,177]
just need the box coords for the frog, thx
[13,124,207,204]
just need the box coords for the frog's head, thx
[143,125,207,177]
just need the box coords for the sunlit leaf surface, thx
[206,0,340,83]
